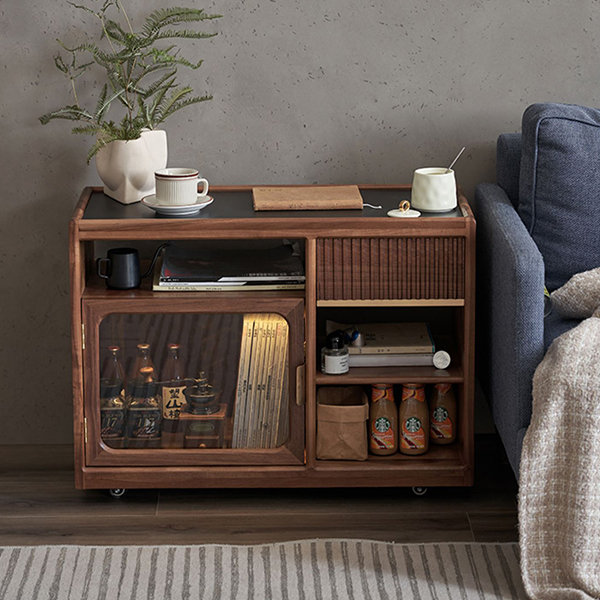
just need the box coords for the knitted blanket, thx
[519,269,600,599]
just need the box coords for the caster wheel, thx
[412,486,428,496]
[109,488,126,498]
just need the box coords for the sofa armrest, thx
[474,182,546,474]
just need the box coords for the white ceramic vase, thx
[95,129,168,205]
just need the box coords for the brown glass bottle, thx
[161,343,187,446]
[368,384,397,455]
[429,383,457,445]
[99,346,126,448]
[127,343,156,400]
[398,384,429,455]
[126,366,161,448]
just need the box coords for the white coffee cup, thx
[155,168,209,205]
[410,167,457,212]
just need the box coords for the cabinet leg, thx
[109,488,126,498]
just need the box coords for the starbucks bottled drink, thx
[429,383,457,445]
[368,384,397,455]
[398,384,429,455]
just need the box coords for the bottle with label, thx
[429,383,457,445]
[100,346,125,448]
[99,345,126,448]
[368,384,397,455]
[126,366,161,448]
[321,331,349,375]
[161,343,187,447]
[127,342,156,400]
[398,383,429,455]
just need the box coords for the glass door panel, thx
[83,298,304,466]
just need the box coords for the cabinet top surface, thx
[73,186,473,239]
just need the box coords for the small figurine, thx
[184,371,219,415]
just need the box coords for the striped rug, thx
[0,540,526,599]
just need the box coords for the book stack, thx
[231,314,290,449]
[153,243,305,291]
[326,321,440,367]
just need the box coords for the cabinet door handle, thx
[296,364,305,406]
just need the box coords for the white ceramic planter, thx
[95,129,168,205]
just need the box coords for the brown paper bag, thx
[317,387,369,460]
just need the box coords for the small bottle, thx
[101,345,126,390]
[398,383,429,455]
[126,366,161,448]
[161,343,187,446]
[369,384,398,455]
[127,343,156,400]
[321,331,349,375]
[429,383,457,445]
[99,346,126,448]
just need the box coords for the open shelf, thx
[315,443,461,470]
[315,365,463,385]
[317,299,465,307]
[83,277,306,302]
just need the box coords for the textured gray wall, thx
[1,0,598,444]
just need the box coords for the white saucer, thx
[142,194,214,216]
[387,208,421,218]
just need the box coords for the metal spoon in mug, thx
[447,146,466,172]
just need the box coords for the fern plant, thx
[40,0,220,162]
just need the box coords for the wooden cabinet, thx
[70,185,475,491]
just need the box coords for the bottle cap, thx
[326,331,346,350]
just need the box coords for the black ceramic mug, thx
[97,247,141,289]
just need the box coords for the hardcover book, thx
[326,321,435,355]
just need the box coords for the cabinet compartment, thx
[316,237,465,301]
[83,296,305,467]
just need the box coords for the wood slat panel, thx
[316,237,465,300]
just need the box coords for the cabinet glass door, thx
[83,298,304,466]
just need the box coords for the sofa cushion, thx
[519,103,600,291]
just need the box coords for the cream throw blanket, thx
[519,268,600,599]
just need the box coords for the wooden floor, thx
[0,435,517,546]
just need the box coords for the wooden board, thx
[252,185,364,211]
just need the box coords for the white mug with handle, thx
[155,168,209,205]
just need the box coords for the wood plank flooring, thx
[0,434,517,546]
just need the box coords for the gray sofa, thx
[474,103,600,476]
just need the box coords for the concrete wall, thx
[1,0,598,443]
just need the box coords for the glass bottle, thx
[101,345,125,389]
[368,384,398,455]
[161,343,187,445]
[126,366,161,448]
[100,346,126,448]
[398,383,429,455]
[127,342,156,399]
[321,331,349,375]
[429,383,457,445]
